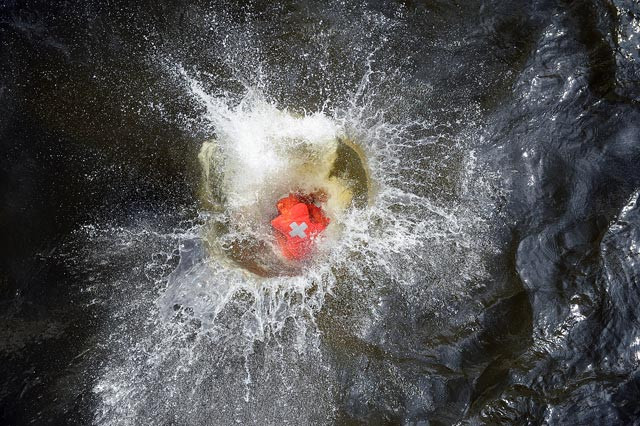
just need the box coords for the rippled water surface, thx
[1,1,640,424]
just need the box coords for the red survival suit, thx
[271,194,330,260]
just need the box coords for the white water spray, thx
[87,54,498,424]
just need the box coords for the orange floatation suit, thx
[271,194,330,260]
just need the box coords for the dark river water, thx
[2,1,640,424]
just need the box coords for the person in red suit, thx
[271,191,330,260]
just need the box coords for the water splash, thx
[82,13,502,420]
[83,66,498,422]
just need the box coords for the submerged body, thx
[198,132,370,276]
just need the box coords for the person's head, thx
[297,189,327,204]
